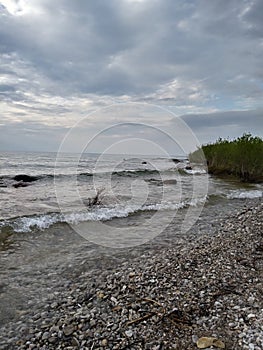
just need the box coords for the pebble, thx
[0,202,262,350]
[101,339,108,347]
[42,332,49,340]
[125,330,133,338]
[63,325,75,336]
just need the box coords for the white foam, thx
[185,168,207,175]
[7,196,207,233]
[14,214,60,232]
[227,189,262,200]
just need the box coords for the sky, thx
[0,0,262,154]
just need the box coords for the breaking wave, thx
[227,189,262,200]
[0,197,207,233]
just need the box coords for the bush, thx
[189,133,263,183]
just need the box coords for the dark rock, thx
[72,337,80,347]
[48,336,57,344]
[63,325,75,336]
[13,175,39,182]
[12,181,29,188]
[42,332,49,340]
[163,179,177,185]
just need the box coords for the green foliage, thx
[189,133,263,182]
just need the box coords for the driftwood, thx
[125,298,191,328]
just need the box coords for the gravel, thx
[0,202,262,349]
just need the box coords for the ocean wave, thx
[0,197,207,233]
[80,169,162,177]
[0,169,175,183]
[0,166,206,186]
[112,169,161,177]
[184,168,207,175]
[227,189,262,200]
[177,168,207,175]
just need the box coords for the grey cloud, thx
[0,120,69,151]
[1,0,263,100]
[0,0,263,152]
[181,109,263,145]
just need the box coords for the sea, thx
[0,151,262,247]
[0,151,262,327]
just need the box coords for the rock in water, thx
[13,174,39,182]
[163,179,177,185]
[12,182,29,188]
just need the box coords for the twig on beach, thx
[212,285,241,299]
[158,307,192,327]
[139,297,165,310]
[126,311,158,326]
[125,298,191,328]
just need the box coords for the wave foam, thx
[227,189,262,200]
[1,197,207,233]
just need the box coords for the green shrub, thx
[189,133,263,182]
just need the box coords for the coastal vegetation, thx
[189,133,263,183]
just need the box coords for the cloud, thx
[0,0,262,151]
[181,109,263,145]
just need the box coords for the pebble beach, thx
[0,200,262,350]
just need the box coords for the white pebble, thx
[125,330,133,338]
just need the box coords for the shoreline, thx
[0,200,262,349]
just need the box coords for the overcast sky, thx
[0,0,262,154]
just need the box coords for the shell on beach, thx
[197,336,225,349]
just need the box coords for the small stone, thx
[247,314,256,319]
[129,272,136,278]
[97,292,105,299]
[50,302,58,309]
[63,325,75,336]
[35,332,42,339]
[42,332,49,340]
[110,296,118,304]
[101,339,108,347]
[48,337,57,344]
[192,335,198,343]
[125,330,133,338]
[248,296,255,304]
[197,337,225,349]
[214,301,222,307]
[72,337,80,347]
[90,319,96,327]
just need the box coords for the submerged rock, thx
[162,179,177,185]
[12,181,29,188]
